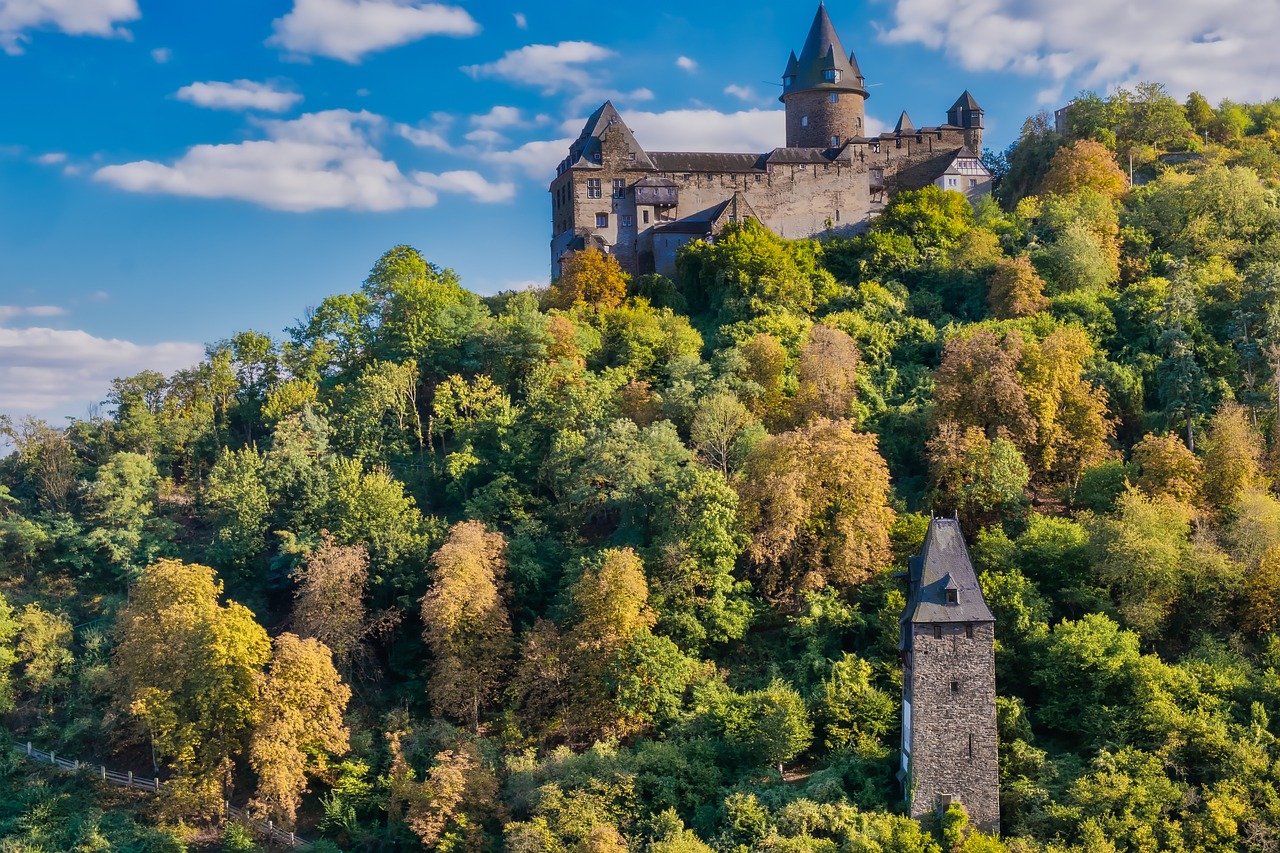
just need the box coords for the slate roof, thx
[649,152,767,172]
[904,518,994,624]
[565,101,656,171]
[765,147,833,164]
[894,111,914,133]
[781,3,868,101]
[949,90,984,112]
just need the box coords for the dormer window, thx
[824,69,841,83]
[946,589,958,605]
[783,75,795,88]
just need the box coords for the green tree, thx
[987,256,1049,319]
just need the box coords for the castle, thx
[900,518,1001,833]
[549,2,992,278]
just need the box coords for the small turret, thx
[946,90,984,151]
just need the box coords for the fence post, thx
[128,770,133,787]
[26,742,31,757]
[74,760,79,771]
[101,766,106,781]
[50,751,55,767]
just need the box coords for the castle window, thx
[801,116,809,128]
[951,681,960,694]
[784,74,795,88]
[592,152,602,164]
[830,93,839,104]
[824,69,841,83]
[966,624,974,639]
[968,732,974,760]
[613,179,625,198]
[945,589,958,605]
[596,213,609,228]
[587,179,602,199]
[643,210,650,224]
[620,214,633,228]
[831,136,839,148]
[933,625,942,639]
[969,178,978,188]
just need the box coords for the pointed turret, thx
[894,111,914,134]
[781,3,870,148]
[946,90,985,151]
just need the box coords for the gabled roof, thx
[781,3,868,101]
[949,90,983,113]
[565,101,656,171]
[649,152,767,172]
[904,518,994,624]
[894,111,914,133]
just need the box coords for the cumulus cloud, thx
[0,325,204,416]
[724,84,761,103]
[625,108,784,153]
[482,137,574,178]
[34,152,66,165]
[676,56,697,72]
[175,80,303,113]
[0,305,66,321]
[463,41,615,94]
[881,0,1280,101]
[413,170,515,203]
[471,105,536,131]
[0,0,138,54]
[268,0,479,63]
[95,110,439,212]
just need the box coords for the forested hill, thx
[2,82,1280,852]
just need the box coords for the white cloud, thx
[95,110,439,212]
[0,305,66,321]
[413,170,515,203]
[0,0,138,54]
[175,80,303,113]
[150,46,170,63]
[724,84,760,103]
[463,41,615,94]
[268,0,479,64]
[483,137,573,178]
[625,108,784,153]
[471,105,533,130]
[0,325,203,416]
[513,12,527,29]
[464,128,507,146]
[396,118,454,151]
[676,56,697,72]
[881,0,1280,102]
[34,152,66,165]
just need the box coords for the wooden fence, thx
[12,740,313,849]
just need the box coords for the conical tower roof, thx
[894,110,914,133]
[781,3,869,102]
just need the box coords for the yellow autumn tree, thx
[791,325,861,424]
[1039,139,1129,201]
[421,522,513,727]
[1201,402,1264,511]
[1131,433,1203,505]
[736,419,895,601]
[113,559,271,782]
[987,256,1050,319]
[546,248,628,310]
[249,633,351,827]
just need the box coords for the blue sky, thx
[1,0,1276,424]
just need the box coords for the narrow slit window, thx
[933,625,942,640]
[966,624,974,639]
[951,681,959,694]
[968,732,974,759]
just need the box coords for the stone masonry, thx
[900,518,1001,833]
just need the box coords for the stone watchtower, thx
[781,2,870,148]
[899,518,1000,833]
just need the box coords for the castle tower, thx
[947,90,985,151]
[781,3,870,148]
[900,518,1000,833]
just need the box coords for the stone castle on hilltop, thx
[900,518,1000,833]
[550,2,992,278]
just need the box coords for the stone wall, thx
[907,620,1000,833]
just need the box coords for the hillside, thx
[2,83,1280,852]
